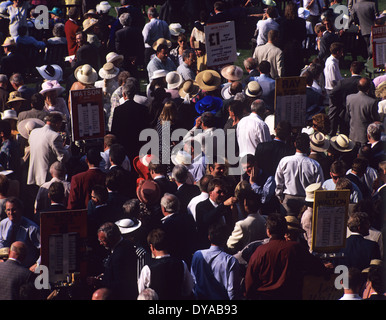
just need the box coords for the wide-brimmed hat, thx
[362,259,383,273]
[137,180,161,206]
[305,182,322,202]
[298,7,310,19]
[150,69,167,81]
[99,62,119,80]
[115,218,142,234]
[1,109,17,120]
[263,0,276,6]
[179,80,200,99]
[221,65,243,81]
[36,64,63,81]
[96,1,111,13]
[74,64,98,84]
[195,95,223,115]
[17,118,45,139]
[310,132,330,152]
[1,37,15,47]
[83,18,99,32]
[245,81,262,98]
[40,80,65,95]
[133,154,157,180]
[169,23,185,36]
[49,7,62,17]
[221,83,234,100]
[285,216,306,233]
[166,71,183,90]
[195,70,222,92]
[171,150,192,166]
[152,38,172,51]
[106,52,124,65]
[330,134,355,153]
[6,91,25,105]
[84,9,98,18]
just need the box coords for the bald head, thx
[92,288,112,300]
[9,241,27,262]
[358,77,371,93]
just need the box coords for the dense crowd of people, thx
[0,0,385,301]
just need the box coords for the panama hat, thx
[178,80,200,99]
[298,7,310,19]
[115,218,142,234]
[195,95,223,115]
[362,259,383,273]
[169,23,185,36]
[166,71,183,90]
[285,216,306,233]
[96,1,111,14]
[195,70,222,92]
[98,62,119,79]
[106,52,124,65]
[221,65,243,81]
[245,81,262,98]
[330,134,355,152]
[152,38,172,51]
[36,64,63,81]
[83,18,99,32]
[1,37,15,47]
[171,150,192,166]
[40,80,65,95]
[305,182,322,202]
[17,118,45,139]
[6,91,25,105]
[74,64,98,85]
[309,132,330,152]
[136,180,161,206]
[1,109,17,120]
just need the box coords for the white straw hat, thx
[74,64,98,84]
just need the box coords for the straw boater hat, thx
[152,38,172,51]
[36,64,63,81]
[195,69,222,92]
[178,80,200,99]
[106,52,124,65]
[309,132,330,152]
[171,150,192,166]
[285,216,306,233]
[6,91,25,106]
[99,62,119,80]
[83,18,99,32]
[2,109,18,121]
[75,64,98,85]
[169,23,185,36]
[305,182,322,202]
[136,180,161,206]
[40,80,65,95]
[245,81,262,98]
[221,65,243,81]
[17,118,45,139]
[96,1,111,14]
[362,259,383,273]
[115,218,142,234]
[330,134,355,153]
[166,71,183,90]
[1,37,15,47]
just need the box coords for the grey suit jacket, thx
[351,1,377,36]
[27,124,70,186]
[346,91,380,144]
[253,42,283,79]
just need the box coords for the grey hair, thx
[160,193,180,213]
[250,99,266,114]
[182,48,196,61]
[52,23,65,37]
[367,122,384,141]
[119,12,132,27]
[50,161,66,178]
[172,164,188,183]
[243,57,257,71]
[121,81,136,99]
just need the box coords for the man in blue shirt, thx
[147,43,176,81]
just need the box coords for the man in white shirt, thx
[187,175,213,221]
[275,133,324,215]
[237,99,271,157]
[324,42,344,95]
[255,7,279,47]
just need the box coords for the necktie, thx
[8,224,18,246]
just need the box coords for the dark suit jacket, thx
[74,42,99,70]
[0,52,27,78]
[68,168,106,210]
[339,234,381,271]
[255,139,296,176]
[346,172,371,199]
[309,152,332,180]
[115,25,145,70]
[153,176,177,196]
[111,99,150,162]
[101,239,138,300]
[175,183,201,214]
[317,31,339,63]
[368,141,386,170]
[0,259,35,300]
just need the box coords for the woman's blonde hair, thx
[159,100,177,123]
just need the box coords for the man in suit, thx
[328,61,364,136]
[88,222,138,299]
[317,18,339,64]
[346,158,372,200]
[338,211,381,271]
[67,148,106,210]
[17,93,49,123]
[0,241,37,300]
[148,162,177,196]
[0,37,26,78]
[253,29,283,79]
[72,31,99,70]
[28,112,70,187]
[115,12,144,77]
[346,77,380,146]
[172,164,201,213]
[366,122,386,170]
[242,57,259,87]
[195,177,237,250]
[111,81,150,163]
[255,120,295,177]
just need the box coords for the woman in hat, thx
[49,7,65,31]
[5,91,25,115]
[40,80,69,124]
[169,33,190,67]
[146,69,167,101]
[68,64,98,108]
[193,69,222,103]
[83,18,102,49]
